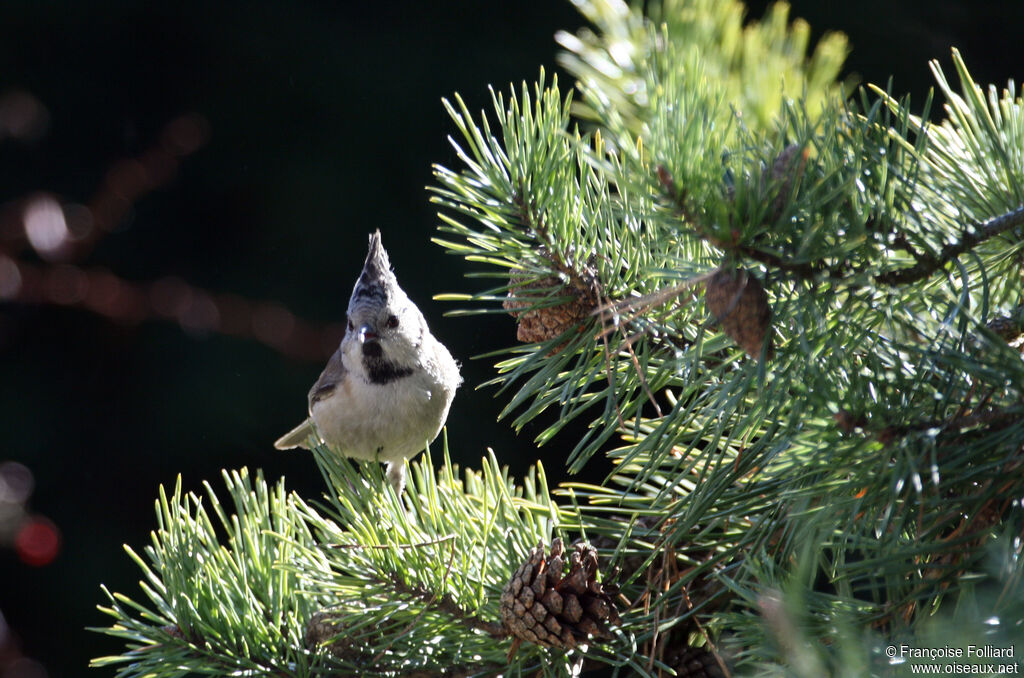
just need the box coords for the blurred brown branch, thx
[0,102,339,362]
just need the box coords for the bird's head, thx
[343,231,426,383]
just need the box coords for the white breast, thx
[310,361,455,464]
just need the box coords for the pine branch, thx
[655,164,848,281]
[94,451,592,677]
[510,182,599,299]
[384,570,509,639]
[318,536,509,640]
[875,205,1024,285]
[654,125,1024,291]
[91,469,327,677]
[395,666,505,678]
[882,404,1023,443]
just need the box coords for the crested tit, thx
[274,230,461,494]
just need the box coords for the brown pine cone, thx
[504,272,595,345]
[704,266,773,360]
[500,538,621,650]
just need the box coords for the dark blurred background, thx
[0,1,1020,675]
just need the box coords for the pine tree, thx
[93,1,1024,675]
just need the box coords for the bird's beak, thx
[358,324,378,343]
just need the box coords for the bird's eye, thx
[347,319,354,331]
[386,314,399,329]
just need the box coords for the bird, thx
[274,230,461,495]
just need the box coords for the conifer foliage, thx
[94,1,1024,675]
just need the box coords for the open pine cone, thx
[504,272,596,345]
[500,538,621,651]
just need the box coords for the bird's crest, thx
[350,230,397,309]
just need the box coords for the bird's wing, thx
[308,348,347,406]
[275,349,347,451]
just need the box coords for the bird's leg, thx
[386,462,406,496]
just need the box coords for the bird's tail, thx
[274,419,316,450]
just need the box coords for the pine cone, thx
[500,538,621,650]
[704,266,773,360]
[504,272,595,345]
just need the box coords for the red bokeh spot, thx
[14,516,60,567]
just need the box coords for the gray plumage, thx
[274,231,461,494]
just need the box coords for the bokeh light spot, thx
[0,89,49,142]
[161,113,210,155]
[179,292,220,334]
[150,276,192,318]
[3,657,49,678]
[62,203,94,240]
[23,194,69,259]
[0,255,21,299]
[14,516,60,567]
[0,462,33,505]
[252,303,295,348]
[43,265,88,305]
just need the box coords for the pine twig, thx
[509,181,669,426]
[386,572,509,639]
[373,542,460,664]
[511,182,600,299]
[655,165,847,281]
[328,535,456,550]
[875,205,1024,285]
[396,666,505,678]
[596,293,630,431]
[882,405,1023,443]
[836,403,1023,444]
[658,163,1024,290]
